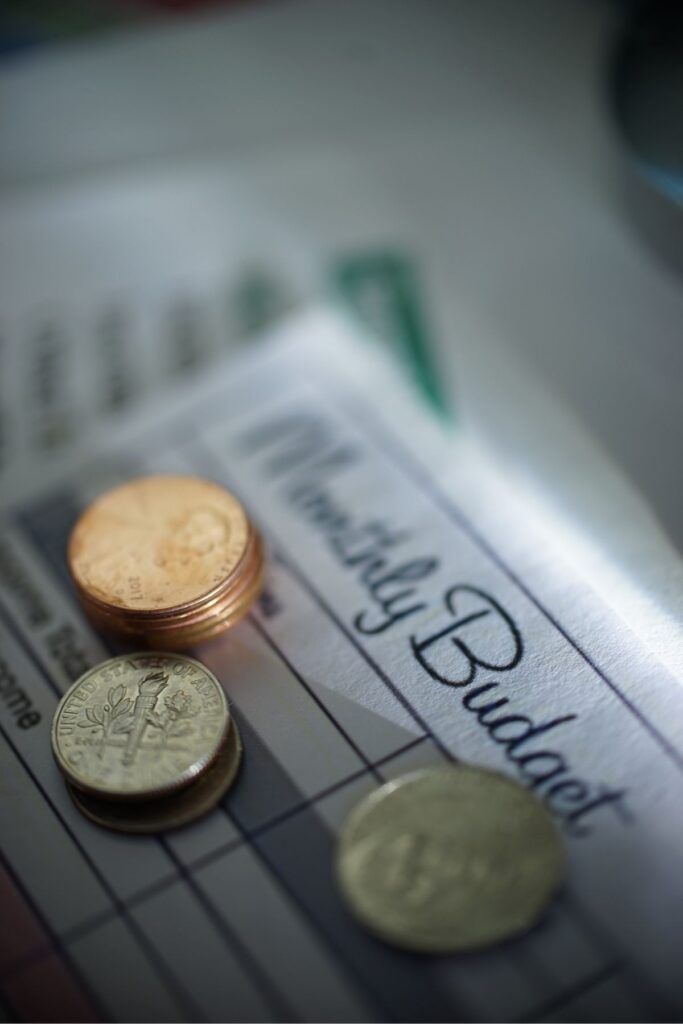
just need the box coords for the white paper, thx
[0,309,681,1022]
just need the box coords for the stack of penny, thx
[52,653,242,832]
[67,474,264,650]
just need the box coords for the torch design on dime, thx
[52,653,243,831]
[122,670,169,766]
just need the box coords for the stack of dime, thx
[336,764,564,952]
[51,653,242,832]
[67,474,264,650]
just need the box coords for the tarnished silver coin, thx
[67,720,243,833]
[336,764,564,953]
[52,653,229,801]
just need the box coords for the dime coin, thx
[336,764,564,953]
[67,474,264,648]
[52,653,230,801]
[66,720,243,833]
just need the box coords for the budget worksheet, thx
[1,311,682,1022]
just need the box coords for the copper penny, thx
[68,474,251,614]
[80,533,265,649]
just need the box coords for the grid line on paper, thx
[0,556,443,1020]
[184,435,664,1015]
[217,786,465,1022]
[516,960,622,1023]
[272,545,455,760]
[1,365,673,1020]
[0,734,429,991]
[176,362,683,775]
[213,732,426,834]
[2,498,393,1023]
[158,837,298,1023]
[61,408,661,1018]
[561,896,667,1019]
[0,597,253,1023]
[247,613,384,781]
[0,508,645,1024]
[0,703,204,1023]
[12,343,680,761]
[183,440,634,1015]
[0,533,445,1023]
[188,435,454,764]
[0,839,107,1023]
[219,810,392,1018]
[27,345,682,760]
[83,650,309,1024]
[258,523,662,1013]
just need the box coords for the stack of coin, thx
[68,474,264,650]
[51,653,242,832]
[336,764,564,952]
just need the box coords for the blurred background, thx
[0,0,682,609]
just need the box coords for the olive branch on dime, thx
[78,684,134,752]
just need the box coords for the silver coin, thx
[52,652,229,801]
[67,720,244,833]
[336,764,564,953]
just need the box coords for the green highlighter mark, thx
[332,252,451,419]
